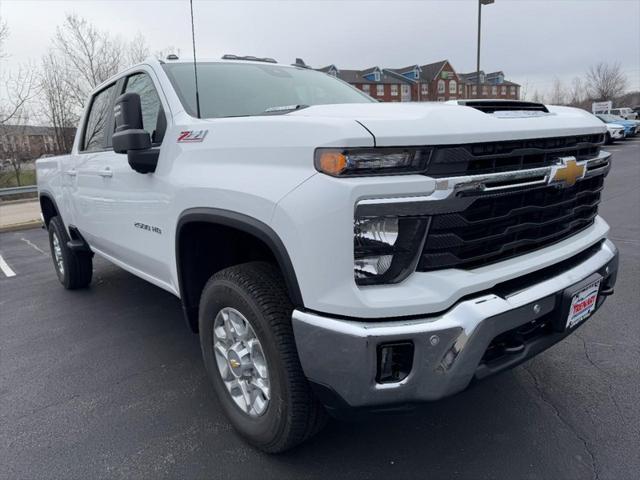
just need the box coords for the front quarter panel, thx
[165,114,374,291]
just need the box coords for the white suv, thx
[610,107,638,120]
[37,57,619,452]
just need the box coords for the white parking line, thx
[0,254,16,277]
[20,237,47,255]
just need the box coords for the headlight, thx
[354,215,430,285]
[315,147,432,177]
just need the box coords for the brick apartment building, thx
[387,60,465,101]
[318,65,415,102]
[459,70,521,100]
[0,125,75,170]
[316,60,520,102]
[0,125,75,160]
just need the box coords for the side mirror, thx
[112,93,158,174]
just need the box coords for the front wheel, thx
[198,262,326,453]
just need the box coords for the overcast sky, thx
[1,0,639,98]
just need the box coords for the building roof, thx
[316,65,412,85]
[388,60,451,83]
[486,71,505,79]
[363,67,413,85]
[459,70,520,87]
[317,61,519,87]
[459,71,483,82]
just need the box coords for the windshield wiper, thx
[260,104,309,115]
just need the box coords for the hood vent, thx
[457,100,549,114]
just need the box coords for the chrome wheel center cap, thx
[227,347,250,378]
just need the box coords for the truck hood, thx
[290,102,606,146]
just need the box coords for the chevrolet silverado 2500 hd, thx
[37,56,619,452]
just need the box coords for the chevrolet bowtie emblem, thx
[549,157,586,187]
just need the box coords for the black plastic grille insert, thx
[426,134,604,177]
[417,175,604,271]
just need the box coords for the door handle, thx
[65,169,77,177]
[98,168,113,178]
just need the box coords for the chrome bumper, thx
[292,239,618,409]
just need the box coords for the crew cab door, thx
[72,81,119,249]
[90,70,173,287]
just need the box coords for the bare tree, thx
[0,21,37,125]
[519,80,530,101]
[155,46,182,60]
[585,62,628,101]
[52,14,125,111]
[0,19,8,59]
[127,32,150,65]
[568,77,584,106]
[1,64,37,125]
[531,90,545,104]
[40,50,78,154]
[2,112,31,186]
[549,77,566,105]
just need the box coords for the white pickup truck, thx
[37,56,619,452]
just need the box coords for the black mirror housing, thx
[112,92,158,174]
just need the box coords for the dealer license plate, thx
[566,279,601,329]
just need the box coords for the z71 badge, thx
[177,130,208,143]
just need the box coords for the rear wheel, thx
[47,216,93,289]
[199,262,327,453]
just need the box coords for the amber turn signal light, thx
[316,150,347,176]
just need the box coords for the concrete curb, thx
[0,196,39,206]
[0,220,43,233]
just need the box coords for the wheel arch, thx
[39,192,60,228]
[176,208,304,332]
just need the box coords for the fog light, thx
[354,254,393,278]
[377,342,414,384]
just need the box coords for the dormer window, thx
[414,68,419,79]
[374,71,381,82]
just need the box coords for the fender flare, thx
[175,207,304,329]
[38,191,60,227]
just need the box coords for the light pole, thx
[477,0,494,96]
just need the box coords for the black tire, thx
[48,216,93,289]
[199,262,327,453]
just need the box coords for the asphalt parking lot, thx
[1,138,639,480]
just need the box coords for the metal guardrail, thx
[0,185,37,197]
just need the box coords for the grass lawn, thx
[0,170,36,188]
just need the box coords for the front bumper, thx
[292,239,618,410]
[611,130,625,139]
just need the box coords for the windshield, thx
[162,62,374,118]
[598,114,623,122]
